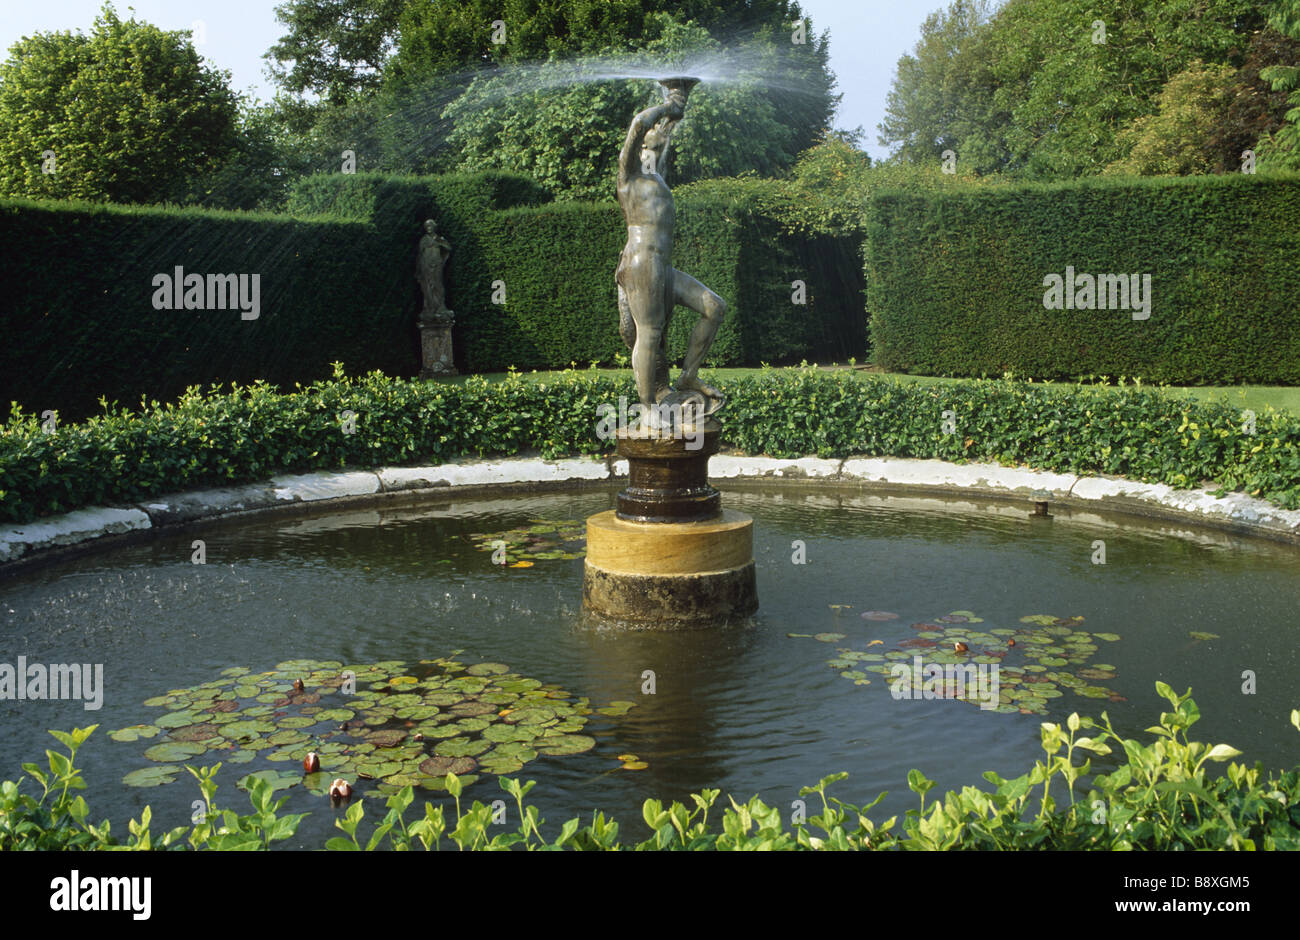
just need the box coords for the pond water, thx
[2,484,1297,848]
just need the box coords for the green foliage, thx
[287,170,861,371]
[865,172,1300,384]
[0,3,241,205]
[0,169,861,419]
[265,0,407,105]
[10,692,1300,850]
[1105,62,1239,176]
[880,0,1276,179]
[5,365,1300,526]
[876,0,1002,173]
[437,14,832,199]
[1258,1,1300,171]
[0,196,415,421]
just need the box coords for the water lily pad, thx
[434,737,492,759]
[537,734,596,756]
[1189,631,1220,641]
[223,719,277,739]
[449,701,497,717]
[169,723,221,742]
[268,730,310,747]
[366,729,408,748]
[109,725,161,742]
[860,611,899,621]
[144,741,207,762]
[123,765,182,787]
[1093,633,1121,642]
[237,769,301,793]
[155,710,202,729]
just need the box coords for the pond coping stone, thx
[3,457,1300,568]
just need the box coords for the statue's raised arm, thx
[618,100,684,185]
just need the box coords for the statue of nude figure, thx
[616,78,725,417]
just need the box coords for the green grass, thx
[438,365,1300,416]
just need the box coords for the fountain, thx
[582,77,757,625]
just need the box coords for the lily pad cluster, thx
[111,655,636,793]
[791,609,1127,716]
[467,519,586,567]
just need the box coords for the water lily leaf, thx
[620,760,649,770]
[537,734,596,756]
[366,729,407,748]
[237,770,301,793]
[421,773,479,791]
[422,723,469,739]
[505,705,557,725]
[316,708,356,723]
[449,701,497,717]
[123,765,182,787]
[814,633,846,642]
[169,723,222,742]
[1189,631,1219,641]
[860,611,898,621]
[434,737,492,759]
[109,725,161,742]
[1077,668,1116,680]
[225,749,257,764]
[1093,633,1121,642]
[268,730,310,747]
[223,719,277,738]
[144,741,206,762]
[355,760,403,779]
[155,710,202,729]
[466,662,510,676]
[1019,615,1057,625]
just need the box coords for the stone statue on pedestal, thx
[416,219,457,376]
[615,77,726,420]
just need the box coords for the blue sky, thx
[0,0,946,161]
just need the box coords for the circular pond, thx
[2,484,1297,847]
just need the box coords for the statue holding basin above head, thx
[615,77,726,422]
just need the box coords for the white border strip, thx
[3,456,1298,564]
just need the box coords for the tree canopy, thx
[878,0,1289,179]
[0,4,241,205]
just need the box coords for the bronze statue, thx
[616,77,725,418]
[416,219,453,326]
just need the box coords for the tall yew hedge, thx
[864,173,1300,384]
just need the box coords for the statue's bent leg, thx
[616,254,670,411]
[671,269,725,400]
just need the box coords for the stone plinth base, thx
[419,322,457,377]
[582,509,757,624]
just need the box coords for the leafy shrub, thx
[8,686,1298,850]
[4,367,1300,525]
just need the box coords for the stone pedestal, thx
[583,418,757,625]
[419,321,457,377]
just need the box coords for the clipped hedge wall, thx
[3,367,1298,525]
[0,197,417,422]
[290,172,866,372]
[865,173,1300,384]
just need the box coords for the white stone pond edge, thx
[3,455,1300,565]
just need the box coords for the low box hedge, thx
[2,368,1297,525]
